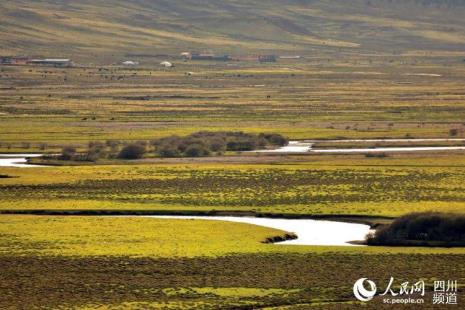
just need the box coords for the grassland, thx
[0,215,464,309]
[3,152,465,307]
[3,154,465,217]
[4,251,463,309]
[0,215,294,257]
[2,1,465,307]
[3,215,464,257]
[2,59,465,308]
[1,60,465,153]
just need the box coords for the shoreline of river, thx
[3,137,465,167]
[0,209,391,228]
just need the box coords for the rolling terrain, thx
[1,0,465,61]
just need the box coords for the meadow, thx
[1,59,465,153]
[2,154,465,217]
[2,0,465,308]
[2,152,465,307]
[0,215,463,309]
[2,60,465,307]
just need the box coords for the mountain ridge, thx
[1,0,465,61]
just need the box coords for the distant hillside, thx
[1,0,465,61]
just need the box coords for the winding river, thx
[253,138,465,154]
[2,138,465,167]
[0,153,373,246]
[2,140,459,246]
[146,215,372,246]
[0,154,44,168]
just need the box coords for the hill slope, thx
[1,0,465,61]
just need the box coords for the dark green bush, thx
[209,138,226,152]
[184,144,210,157]
[153,131,288,158]
[59,146,77,160]
[157,144,181,158]
[117,144,146,160]
[367,212,465,246]
[47,131,288,161]
[365,153,388,158]
[260,133,288,146]
[226,139,256,151]
[449,128,459,136]
[86,142,107,161]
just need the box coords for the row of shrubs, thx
[58,141,148,161]
[367,212,465,246]
[57,131,288,161]
[153,131,288,158]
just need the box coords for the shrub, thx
[86,148,105,161]
[209,138,226,152]
[152,136,182,148]
[135,140,148,147]
[184,144,210,157]
[105,140,121,156]
[153,131,289,157]
[365,153,388,158]
[85,142,107,161]
[261,133,288,146]
[105,140,121,148]
[38,143,48,151]
[227,139,256,151]
[157,144,181,158]
[59,146,77,160]
[367,212,465,246]
[117,144,146,159]
[88,141,105,149]
[449,128,459,136]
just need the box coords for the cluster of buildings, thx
[0,56,74,67]
[0,56,30,65]
[1,53,301,68]
[180,52,279,63]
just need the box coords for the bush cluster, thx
[117,143,146,160]
[152,131,288,158]
[367,212,465,246]
[57,131,288,161]
[58,141,147,161]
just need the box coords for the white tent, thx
[160,61,173,68]
[122,60,139,66]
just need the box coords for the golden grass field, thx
[3,154,465,217]
[2,0,465,306]
[0,214,464,309]
[2,59,465,307]
[2,151,465,308]
[1,215,464,258]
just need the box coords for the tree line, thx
[55,131,288,161]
